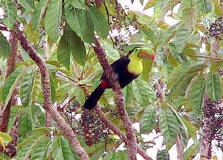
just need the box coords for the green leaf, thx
[57,30,71,69]
[31,0,49,30]
[16,135,48,160]
[52,136,73,160]
[182,118,197,139]
[49,72,56,102]
[139,25,157,46]
[132,78,156,106]
[65,6,94,43]
[70,32,86,66]
[0,32,10,58]
[87,6,109,39]
[143,0,156,10]
[2,0,17,29]
[0,153,10,160]
[57,25,86,68]
[184,140,200,160]
[19,110,32,138]
[45,0,62,42]
[87,142,105,160]
[168,62,206,101]
[103,150,128,160]
[68,0,85,9]
[140,105,156,133]
[74,87,85,105]
[205,72,221,101]
[31,136,51,160]
[20,67,35,107]
[159,107,179,150]
[172,24,191,53]
[168,42,187,63]
[188,76,205,114]
[0,132,12,143]
[2,67,24,106]
[182,7,197,31]
[18,0,34,11]
[196,0,213,14]
[100,40,120,61]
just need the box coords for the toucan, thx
[84,47,155,110]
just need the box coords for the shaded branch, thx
[81,85,152,160]
[92,37,137,160]
[15,23,90,160]
[0,31,18,132]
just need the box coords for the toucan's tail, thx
[84,86,105,110]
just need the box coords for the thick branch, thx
[16,24,90,160]
[93,38,137,160]
[0,31,18,132]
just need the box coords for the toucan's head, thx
[129,47,155,60]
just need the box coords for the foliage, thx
[0,0,223,159]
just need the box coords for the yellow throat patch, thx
[127,55,143,75]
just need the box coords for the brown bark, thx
[176,135,184,160]
[0,31,18,132]
[93,38,137,160]
[16,24,90,160]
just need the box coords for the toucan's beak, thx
[138,49,155,60]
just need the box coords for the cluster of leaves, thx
[0,0,223,159]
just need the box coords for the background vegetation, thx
[0,0,222,159]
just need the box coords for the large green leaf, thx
[18,0,34,11]
[20,67,35,107]
[31,0,49,30]
[70,32,86,66]
[205,72,221,101]
[18,110,32,138]
[132,78,156,106]
[88,6,109,39]
[188,76,205,114]
[52,136,73,160]
[159,107,179,150]
[102,150,128,160]
[140,105,156,133]
[196,0,213,14]
[57,25,86,68]
[2,0,16,29]
[57,30,71,69]
[67,0,85,9]
[2,67,24,106]
[16,135,48,160]
[45,0,62,42]
[65,6,94,43]
[31,136,51,160]
[139,24,157,46]
[0,32,10,58]
[172,24,191,53]
[168,62,206,101]
[182,7,197,31]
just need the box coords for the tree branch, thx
[92,37,137,160]
[0,31,18,132]
[15,23,90,160]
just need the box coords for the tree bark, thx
[93,38,137,160]
[16,24,90,160]
[0,31,18,132]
